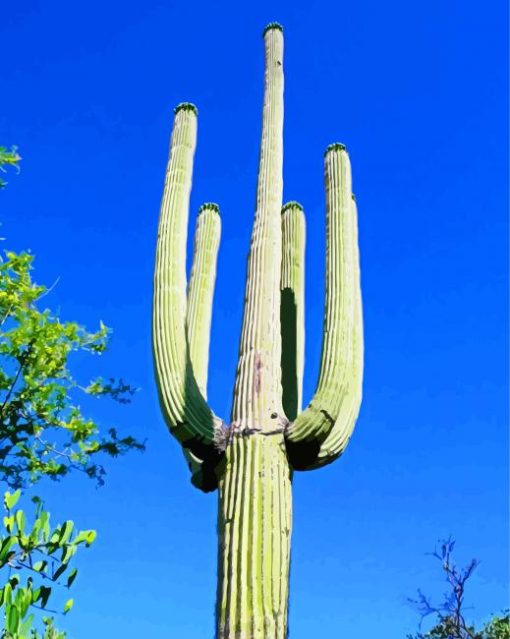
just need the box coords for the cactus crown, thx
[198,202,220,214]
[174,102,198,116]
[281,201,304,214]
[325,142,347,155]
[263,22,283,37]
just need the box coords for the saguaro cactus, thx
[153,22,363,639]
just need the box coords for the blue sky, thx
[1,0,508,637]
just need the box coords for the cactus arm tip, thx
[281,201,304,214]
[174,102,199,116]
[198,202,220,215]
[263,22,284,36]
[325,142,347,155]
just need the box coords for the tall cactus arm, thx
[280,201,306,421]
[285,144,364,470]
[231,23,285,431]
[152,104,220,460]
[186,203,221,396]
[295,194,363,469]
[182,202,222,491]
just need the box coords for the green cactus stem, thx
[187,203,221,397]
[152,22,363,639]
[284,144,363,470]
[152,105,222,463]
[281,201,305,421]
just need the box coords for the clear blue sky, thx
[1,1,508,637]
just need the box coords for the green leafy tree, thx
[0,148,143,636]
[0,490,95,638]
[0,248,143,489]
[407,538,509,639]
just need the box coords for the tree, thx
[0,146,143,636]
[152,23,363,637]
[0,248,142,489]
[407,538,509,639]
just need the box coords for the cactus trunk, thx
[216,25,291,638]
[152,21,363,639]
[217,436,291,638]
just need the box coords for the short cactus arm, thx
[181,202,222,491]
[280,201,306,421]
[186,203,221,396]
[285,144,363,470]
[152,104,220,458]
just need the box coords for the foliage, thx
[0,249,144,489]
[0,149,21,190]
[0,490,95,638]
[407,538,509,639]
[0,147,142,636]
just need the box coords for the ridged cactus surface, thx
[152,22,363,639]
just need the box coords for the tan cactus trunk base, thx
[217,435,292,639]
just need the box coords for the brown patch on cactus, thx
[254,352,263,395]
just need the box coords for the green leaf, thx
[61,543,76,565]
[17,586,31,618]
[74,529,96,547]
[33,560,47,573]
[19,613,35,636]
[8,574,20,589]
[0,535,15,563]
[3,582,12,605]
[4,490,21,511]
[66,567,78,588]
[3,515,14,532]
[15,509,26,535]
[7,603,20,634]
[58,520,74,546]
[53,562,68,581]
[63,598,74,614]
[39,585,51,608]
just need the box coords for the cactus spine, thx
[153,23,363,639]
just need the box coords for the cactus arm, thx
[152,104,221,459]
[296,194,363,469]
[186,203,221,396]
[230,24,285,431]
[285,144,364,470]
[181,202,222,491]
[280,201,306,421]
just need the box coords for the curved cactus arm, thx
[152,104,222,459]
[285,144,364,470]
[296,194,363,469]
[280,201,306,421]
[181,202,222,491]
